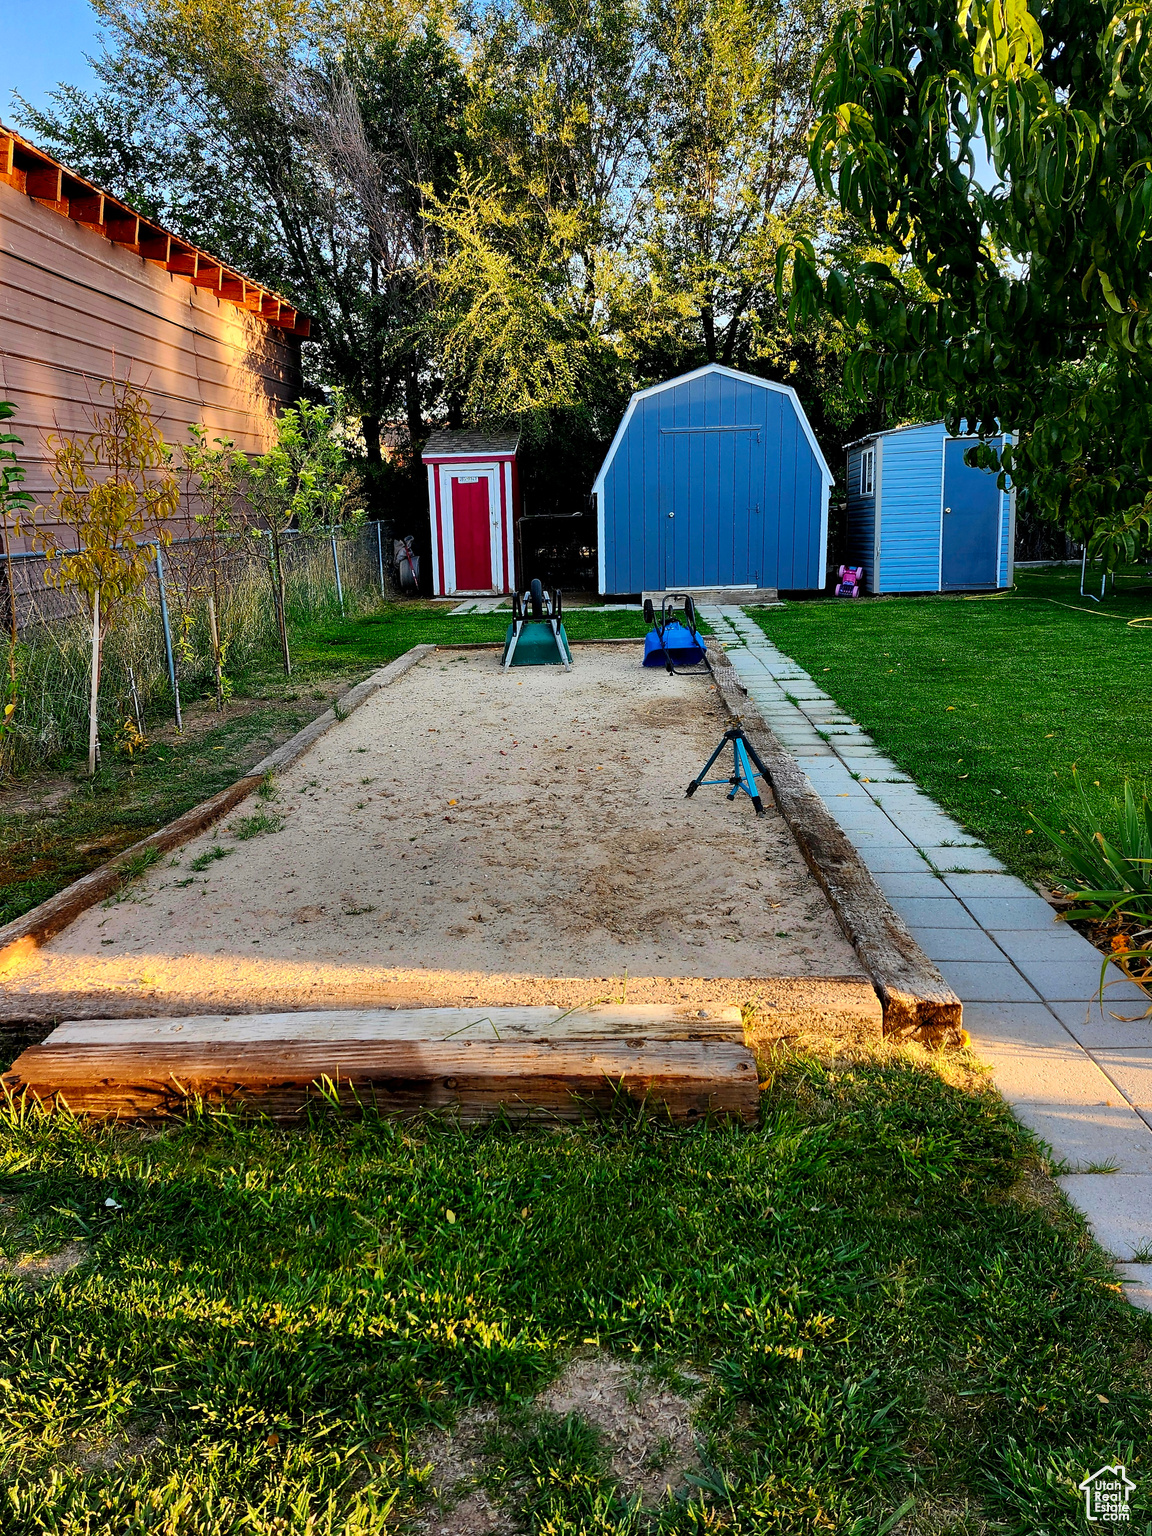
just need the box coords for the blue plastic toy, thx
[642,594,707,672]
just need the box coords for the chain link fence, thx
[0,522,394,780]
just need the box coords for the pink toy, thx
[834,564,865,597]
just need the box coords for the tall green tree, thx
[19,0,469,510]
[424,0,856,500]
[636,0,839,370]
[788,0,1152,562]
[422,0,653,424]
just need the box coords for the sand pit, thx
[4,646,869,1018]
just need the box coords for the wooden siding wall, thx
[0,179,301,549]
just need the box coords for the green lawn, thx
[749,566,1152,888]
[2,1050,1148,1534]
[0,602,648,929]
[4,587,1150,1533]
[293,599,650,671]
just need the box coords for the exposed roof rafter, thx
[0,123,311,338]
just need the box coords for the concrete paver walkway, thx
[703,604,1152,1310]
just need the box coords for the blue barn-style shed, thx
[845,422,1015,594]
[592,364,832,596]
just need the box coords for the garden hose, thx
[1041,599,1152,623]
[960,585,1152,624]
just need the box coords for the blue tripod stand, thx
[685,726,770,816]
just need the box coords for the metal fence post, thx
[154,545,180,727]
[376,520,385,598]
[331,532,344,614]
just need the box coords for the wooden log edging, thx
[706,640,963,1045]
[0,644,437,975]
[4,1038,761,1124]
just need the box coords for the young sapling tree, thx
[243,395,362,675]
[179,426,248,711]
[34,379,179,774]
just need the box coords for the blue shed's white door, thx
[658,425,761,588]
[942,439,1000,589]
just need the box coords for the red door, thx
[451,477,493,590]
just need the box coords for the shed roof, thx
[0,123,309,336]
[843,421,942,451]
[842,420,1005,451]
[593,364,832,498]
[422,429,520,458]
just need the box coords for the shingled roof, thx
[422,429,520,457]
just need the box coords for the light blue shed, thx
[845,422,1015,593]
[592,364,832,596]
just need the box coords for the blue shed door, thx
[941,439,1000,589]
[658,427,761,588]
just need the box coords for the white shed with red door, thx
[422,429,521,596]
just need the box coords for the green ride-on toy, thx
[502,579,572,669]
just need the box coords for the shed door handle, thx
[944,505,952,514]
[667,511,674,518]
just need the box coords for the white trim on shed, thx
[592,363,834,507]
[593,363,833,593]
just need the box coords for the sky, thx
[4,0,1003,193]
[3,1,101,125]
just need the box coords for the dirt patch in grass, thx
[536,1353,701,1506]
[894,1494,993,1536]
[2,1239,89,1285]
[415,1355,701,1531]
[62,1423,168,1473]
[416,1407,509,1535]
[419,1486,510,1536]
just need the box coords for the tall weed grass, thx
[1037,769,1152,928]
[1,529,384,779]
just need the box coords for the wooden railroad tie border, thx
[705,639,964,1046]
[37,1003,747,1046]
[3,1038,760,1124]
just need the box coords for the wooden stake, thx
[128,665,144,737]
[267,529,291,676]
[278,565,291,675]
[206,593,224,711]
[154,545,180,730]
[330,532,344,614]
